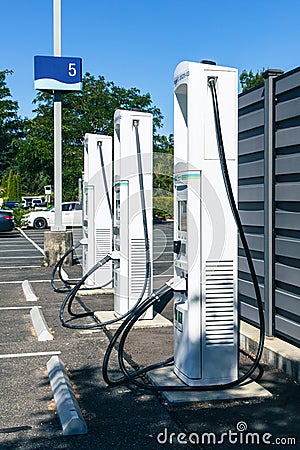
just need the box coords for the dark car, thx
[0,209,15,232]
[3,200,20,209]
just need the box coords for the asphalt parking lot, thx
[0,224,299,449]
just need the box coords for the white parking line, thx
[0,266,41,269]
[1,256,42,259]
[0,351,61,359]
[17,227,45,255]
[0,306,41,310]
[0,280,50,284]
[0,249,38,253]
[153,274,173,278]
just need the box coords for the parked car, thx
[3,200,20,209]
[0,209,15,232]
[24,202,82,229]
[31,199,48,209]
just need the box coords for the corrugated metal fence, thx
[238,67,300,347]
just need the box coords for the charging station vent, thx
[205,261,235,346]
[130,239,147,296]
[95,229,111,260]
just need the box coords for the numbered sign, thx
[34,55,82,92]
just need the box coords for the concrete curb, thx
[30,306,53,341]
[47,356,88,436]
[22,280,38,302]
[79,287,114,296]
[240,321,300,382]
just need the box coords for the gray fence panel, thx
[276,289,300,317]
[239,234,264,252]
[238,85,265,328]
[276,127,300,148]
[276,211,300,230]
[276,183,300,201]
[239,210,264,227]
[239,86,264,108]
[275,263,300,288]
[275,237,300,259]
[238,67,300,345]
[275,68,300,94]
[276,154,300,175]
[239,160,264,179]
[276,97,300,121]
[275,316,300,344]
[239,256,264,278]
[238,109,264,132]
[274,68,300,345]
[239,135,264,155]
[239,185,264,202]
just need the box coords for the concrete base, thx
[44,231,73,266]
[147,366,272,404]
[94,310,172,330]
[79,287,114,296]
[240,321,300,382]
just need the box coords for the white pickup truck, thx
[24,202,82,229]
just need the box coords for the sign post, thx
[53,0,63,231]
[34,0,82,265]
[34,1,82,231]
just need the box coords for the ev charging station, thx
[58,60,265,397]
[113,110,153,319]
[82,133,113,288]
[173,61,238,386]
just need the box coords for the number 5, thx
[68,63,77,77]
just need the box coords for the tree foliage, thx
[5,169,21,201]
[153,134,174,194]
[0,70,23,175]
[240,69,265,92]
[17,73,165,200]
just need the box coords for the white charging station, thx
[173,61,238,386]
[82,133,113,288]
[113,110,153,319]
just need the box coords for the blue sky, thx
[1,0,299,135]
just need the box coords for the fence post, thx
[263,69,283,336]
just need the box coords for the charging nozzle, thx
[132,119,139,128]
[166,276,187,292]
[110,250,120,260]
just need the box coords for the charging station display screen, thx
[178,201,187,232]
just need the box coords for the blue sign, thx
[34,55,82,91]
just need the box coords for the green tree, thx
[153,134,174,194]
[240,69,265,92]
[7,169,14,199]
[1,174,7,190]
[0,70,23,175]
[14,173,22,201]
[17,73,164,200]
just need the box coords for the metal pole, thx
[53,0,61,56]
[52,0,65,231]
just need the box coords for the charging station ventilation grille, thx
[95,229,111,260]
[130,239,148,297]
[205,260,235,346]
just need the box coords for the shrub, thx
[12,207,26,227]
[153,196,173,219]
